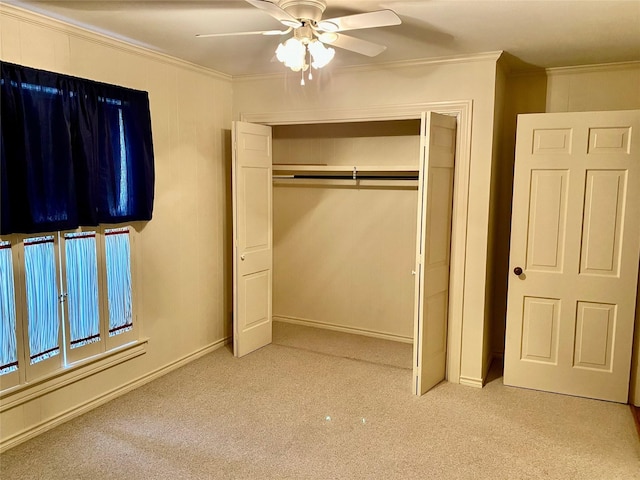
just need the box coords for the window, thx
[0,241,18,377]
[104,228,133,337]
[64,231,100,351]
[1,62,150,393]
[24,235,61,375]
[0,227,136,391]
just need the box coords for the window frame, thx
[0,224,140,394]
[15,231,65,382]
[60,227,105,364]
[102,225,138,351]
[0,237,23,391]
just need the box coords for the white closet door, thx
[504,110,640,403]
[413,112,457,395]
[232,121,273,357]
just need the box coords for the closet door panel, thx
[413,112,457,395]
[232,121,273,357]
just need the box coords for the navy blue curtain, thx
[0,62,154,235]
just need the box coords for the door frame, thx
[241,100,472,384]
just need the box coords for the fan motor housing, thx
[279,0,326,23]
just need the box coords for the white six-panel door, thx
[504,110,640,403]
[414,112,457,395]
[232,121,273,357]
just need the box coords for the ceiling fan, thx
[196,0,401,80]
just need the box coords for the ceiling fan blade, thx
[317,10,401,33]
[319,33,387,57]
[196,28,290,38]
[245,0,303,28]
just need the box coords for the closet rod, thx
[272,176,419,189]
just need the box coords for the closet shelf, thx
[272,164,419,177]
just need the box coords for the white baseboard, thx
[459,375,484,388]
[0,337,230,453]
[274,315,413,344]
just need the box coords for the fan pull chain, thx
[299,46,317,86]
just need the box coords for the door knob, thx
[240,254,245,261]
[513,266,523,276]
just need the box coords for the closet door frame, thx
[241,100,472,385]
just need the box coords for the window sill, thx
[0,338,148,412]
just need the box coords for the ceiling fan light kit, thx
[275,37,308,71]
[308,39,335,68]
[275,22,335,83]
[199,0,401,85]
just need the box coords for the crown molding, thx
[342,50,504,72]
[234,51,504,83]
[0,2,232,82]
[546,60,640,76]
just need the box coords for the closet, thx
[232,112,457,395]
[272,119,420,345]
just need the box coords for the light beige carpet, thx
[273,320,413,370]
[1,323,639,479]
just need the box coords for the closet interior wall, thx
[272,120,421,342]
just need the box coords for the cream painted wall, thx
[546,62,640,113]
[272,122,420,340]
[491,69,547,359]
[483,60,507,378]
[233,55,502,386]
[0,5,233,447]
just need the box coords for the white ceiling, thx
[5,0,640,76]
